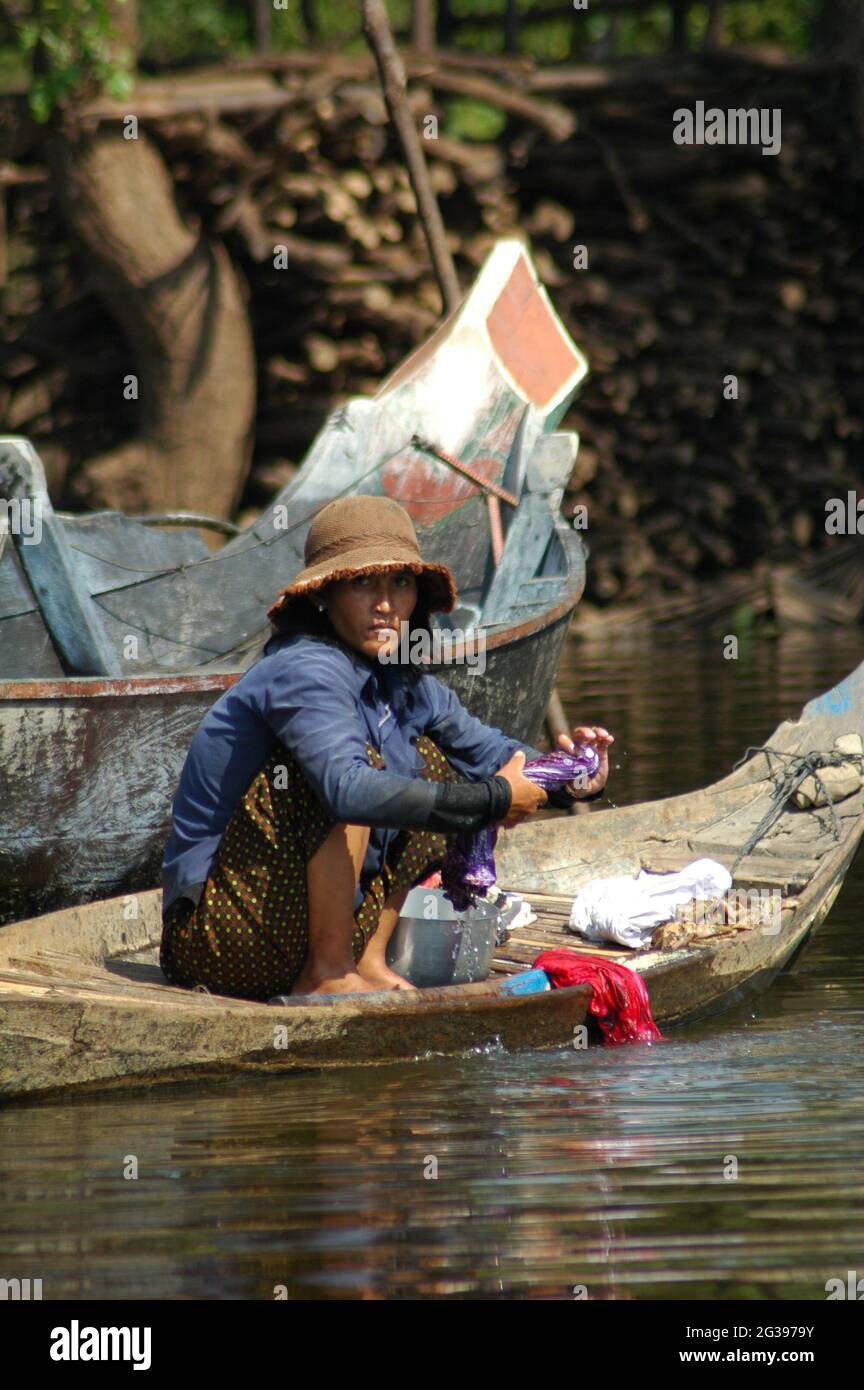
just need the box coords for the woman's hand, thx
[495,750,548,828]
[558,725,614,799]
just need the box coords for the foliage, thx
[0,1,830,118]
[139,0,249,66]
[14,0,134,121]
[701,0,819,52]
[443,94,506,139]
[451,0,817,60]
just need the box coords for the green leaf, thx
[106,69,134,101]
[29,79,53,124]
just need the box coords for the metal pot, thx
[386,886,505,987]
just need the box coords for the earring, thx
[317,602,326,613]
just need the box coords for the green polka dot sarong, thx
[159,736,455,1001]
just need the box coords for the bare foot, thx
[290,965,381,997]
[356,957,418,992]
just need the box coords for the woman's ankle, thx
[299,950,357,980]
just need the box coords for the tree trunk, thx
[436,0,454,47]
[812,0,864,59]
[35,0,258,515]
[301,0,319,40]
[705,1,724,49]
[503,0,519,54]
[412,0,436,53]
[107,0,139,55]
[811,1,864,147]
[671,1,688,53]
[47,125,256,514]
[252,0,273,52]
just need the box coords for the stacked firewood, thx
[2,52,862,602]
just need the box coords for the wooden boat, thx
[3,656,862,1102]
[0,240,587,680]
[769,542,864,629]
[0,240,589,923]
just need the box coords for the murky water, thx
[2,625,863,1300]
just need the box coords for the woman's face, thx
[323,569,418,661]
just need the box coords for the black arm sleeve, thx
[425,774,512,834]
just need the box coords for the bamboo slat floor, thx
[490,891,634,976]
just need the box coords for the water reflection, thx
[1,627,863,1299]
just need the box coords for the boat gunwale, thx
[0,964,592,1018]
[0,531,583,704]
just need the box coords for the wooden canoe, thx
[2,656,862,1103]
[769,542,864,629]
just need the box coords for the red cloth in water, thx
[533,949,665,1045]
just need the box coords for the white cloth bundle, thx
[567,857,733,949]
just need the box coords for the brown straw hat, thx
[267,494,457,624]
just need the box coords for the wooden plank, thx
[515,577,567,608]
[513,935,629,958]
[525,891,574,908]
[0,537,38,619]
[494,942,544,967]
[693,847,820,891]
[525,431,579,514]
[640,843,821,892]
[517,910,567,928]
[66,512,209,594]
[489,958,525,976]
[0,439,122,676]
[0,611,67,678]
[482,493,554,624]
[507,931,565,949]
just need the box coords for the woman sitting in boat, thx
[160,495,612,1000]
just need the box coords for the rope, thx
[411,434,520,507]
[63,448,403,581]
[63,437,491,583]
[728,743,863,874]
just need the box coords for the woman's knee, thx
[415,735,458,786]
[307,821,371,883]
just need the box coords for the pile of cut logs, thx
[2,51,862,603]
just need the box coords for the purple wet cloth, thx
[441,746,602,911]
[516,747,601,791]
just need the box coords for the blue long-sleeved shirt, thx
[162,630,541,914]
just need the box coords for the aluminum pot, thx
[386,886,505,987]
